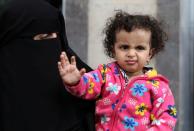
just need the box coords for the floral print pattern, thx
[106,82,121,95]
[88,79,95,94]
[168,105,177,118]
[130,83,148,96]
[67,62,177,131]
[101,115,110,124]
[135,103,148,116]
[147,79,160,88]
[122,116,138,130]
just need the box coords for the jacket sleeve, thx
[66,64,107,100]
[147,78,177,131]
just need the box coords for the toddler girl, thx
[58,10,177,131]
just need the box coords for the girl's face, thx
[113,29,152,77]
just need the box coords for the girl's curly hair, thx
[102,10,168,58]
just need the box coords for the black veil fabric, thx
[45,0,62,9]
[0,0,95,130]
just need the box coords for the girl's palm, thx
[58,52,85,86]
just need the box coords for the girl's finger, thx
[61,52,70,67]
[58,62,64,75]
[79,68,86,76]
[70,56,76,65]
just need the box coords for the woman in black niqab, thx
[0,0,95,131]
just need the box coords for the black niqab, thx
[0,0,94,130]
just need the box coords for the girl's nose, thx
[127,49,136,57]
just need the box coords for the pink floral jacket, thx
[66,62,177,131]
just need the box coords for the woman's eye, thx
[33,32,57,40]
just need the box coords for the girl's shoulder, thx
[143,67,169,85]
[96,61,117,70]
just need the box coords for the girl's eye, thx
[120,45,129,50]
[136,46,145,50]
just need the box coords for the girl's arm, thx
[147,80,177,131]
[67,65,106,100]
[58,52,105,99]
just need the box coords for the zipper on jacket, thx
[110,76,146,131]
[110,75,128,131]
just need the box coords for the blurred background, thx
[60,0,194,131]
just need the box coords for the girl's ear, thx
[149,48,155,59]
[111,46,116,58]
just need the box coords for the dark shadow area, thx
[47,0,62,10]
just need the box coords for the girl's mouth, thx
[125,60,137,65]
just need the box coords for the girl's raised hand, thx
[58,52,86,86]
